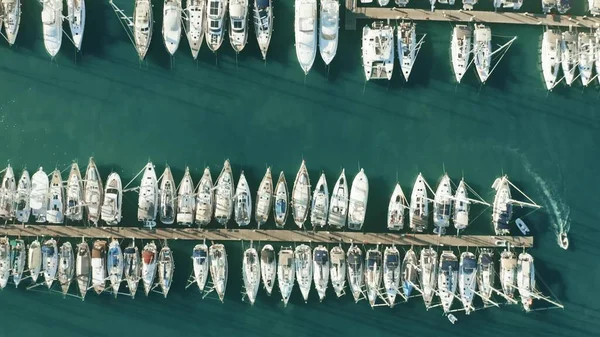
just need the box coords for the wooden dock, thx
[0,224,533,247]
[345,1,600,30]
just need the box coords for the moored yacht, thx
[419,247,438,308]
[209,243,228,302]
[158,244,175,298]
[234,172,252,226]
[313,245,329,302]
[91,240,107,294]
[138,162,158,228]
[295,0,318,74]
[453,179,469,232]
[0,238,10,289]
[123,242,141,298]
[260,244,276,295]
[477,249,495,303]
[28,240,42,284]
[561,30,578,86]
[409,173,429,233]
[292,160,311,228]
[141,241,158,296]
[0,165,16,221]
[46,170,64,224]
[383,246,401,307]
[75,241,91,300]
[15,169,31,223]
[348,169,368,231]
[433,174,453,235]
[319,0,339,66]
[84,157,103,225]
[473,24,492,83]
[310,173,329,228]
[100,172,122,225]
[195,167,214,226]
[159,166,176,225]
[458,251,477,314]
[107,239,123,297]
[347,243,364,302]
[214,160,234,227]
[67,0,85,50]
[438,250,458,314]
[278,246,295,306]
[500,247,517,299]
[2,0,21,46]
[397,21,418,82]
[541,28,562,91]
[253,0,273,60]
[451,25,472,83]
[163,0,182,55]
[177,167,195,226]
[242,246,261,305]
[578,32,595,87]
[295,244,313,302]
[205,0,227,52]
[362,21,394,80]
[255,167,273,228]
[330,245,346,297]
[191,243,209,292]
[328,169,348,229]
[30,167,49,223]
[185,0,205,59]
[492,175,512,235]
[42,238,58,289]
[229,0,249,53]
[58,242,75,296]
[401,248,418,298]
[134,0,153,60]
[517,251,536,311]
[365,247,382,307]
[65,163,84,222]
[10,239,26,288]
[596,28,600,85]
[273,172,289,228]
[41,0,63,57]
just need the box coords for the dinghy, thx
[409,174,429,232]
[330,245,346,297]
[295,244,313,302]
[0,165,16,221]
[383,246,401,307]
[348,169,368,231]
[387,183,408,230]
[0,237,10,289]
[134,0,153,60]
[142,241,158,296]
[195,167,214,226]
[328,169,348,228]
[215,160,234,226]
[185,0,205,59]
[100,172,122,225]
[123,242,141,298]
[209,243,228,302]
[42,238,58,289]
[255,168,273,228]
[41,0,63,57]
[319,0,339,65]
[365,247,382,307]
[15,169,31,223]
[260,244,276,295]
[46,170,65,224]
[242,246,261,305]
[28,240,42,284]
[310,173,329,228]
[517,252,535,312]
[253,0,273,59]
[419,247,438,307]
[138,162,158,228]
[58,242,74,296]
[163,0,182,55]
[401,248,418,298]
[205,0,227,52]
[30,167,49,223]
[313,245,329,302]
[2,0,21,46]
[561,30,578,86]
[451,25,472,83]
[192,243,209,292]
[273,172,289,228]
[159,166,176,225]
[438,250,458,314]
[294,0,318,74]
[158,244,175,298]
[515,218,530,235]
[11,239,26,288]
[477,248,494,303]
[292,160,311,228]
[433,174,452,235]
[277,246,295,306]
[65,163,84,221]
[84,157,103,225]
[177,167,195,226]
[347,243,364,302]
[229,0,249,52]
[91,240,107,294]
[67,0,85,50]
[75,241,91,300]
[458,251,477,314]
[234,172,252,226]
[500,247,517,299]
[107,239,123,297]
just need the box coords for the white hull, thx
[433,174,452,235]
[561,31,577,86]
[163,0,182,55]
[473,24,492,83]
[2,0,21,46]
[253,0,273,59]
[438,251,458,313]
[41,0,63,57]
[273,172,289,227]
[578,32,594,87]
[195,167,214,225]
[0,165,16,220]
[348,169,368,230]
[260,244,276,295]
[84,158,103,225]
[30,168,49,223]
[185,0,205,59]
[205,0,228,52]
[158,246,175,297]
[255,168,273,228]
[401,248,418,298]
[477,249,494,302]
[58,242,74,295]
[451,25,472,83]
[75,242,91,299]
[229,0,249,53]
[27,241,42,283]
[67,0,85,50]
[517,252,535,311]
[0,238,10,289]
[500,249,517,299]
[330,245,346,297]
[295,0,318,74]
[492,176,511,235]
[91,240,107,294]
[387,183,407,230]
[292,160,311,228]
[107,240,123,297]
[453,179,469,231]
[215,160,234,226]
[277,247,295,306]
[142,242,158,296]
[365,248,382,307]
[313,245,329,301]
[65,163,84,221]
[419,248,438,307]
[318,0,339,65]
[209,244,228,302]
[46,170,64,224]
[458,252,477,314]
[328,169,348,228]
[11,240,26,287]
[100,173,122,225]
[234,172,252,226]
[42,239,58,289]
[177,167,195,225]
[295,244,313,302]
[15,169,31,223]
[397,22,417,81]
[134,0,153,60]
[541,29,562,90]
[123,244,141,298]
[362,22,394,80]
[383,246,401,307]
[138,162,158,227]
[347,245,364,302]
[310,173,329,227]
[192,244,209,292]
[159,166,177,225]
[242,247,261,304]
[409,173,428,232]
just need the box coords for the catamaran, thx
[0,164,16,221]
[195,167,214,226]
[2,0,21,46]
[273,172,288,228]
[191,243,209,292]
[328,169,348,229]
[409,173,429,233]
[46,170,65,224]
[458,251,477,314]
[142,241,158,296]
[158,244,175,298]
[473,24,492,83]
[313,245,329,301]
[91,240,107,294]
[402,248,418,298]
[383,246,401,307]
[10,239,26,288]
[0,238,10,289]
[177,167,195,226]
[365,247,382,307]
[75,241,90,299]
[438,250,458,314]
[311,173,329,228]
[347,243,364,302]
[492,175,540,236]
[209,243,228,302]
[58,242,74,296]
[67,0,85,50]
[517,251,536,311]
[42,238,58,289]
[295,244,313,302]
[500,247,517,299]
[242,246,261,305]
[397,22,420,82]
[319,0,339,66]
[253,0,273,60]
[229,0,249,53]
[215,160,234,227]
[292,160,311,228]
[100,172,122,225]
[419,247,438,308]
[330,245,346,297]
[362,21,394,80]
[433,174,453,235]
[15,169,31,223]
[107,239,123,297]
[542,0,555,13]
[185,0,205,59]
[451,25,472,83]
[348,169,368,231]
[30,167,49,223]
[163,0,182,55]
[65,163,84,221]
[295,0,317,74]
[578,32,595,87]
[561,30,578,86]
[123,242,141,298]
[206,0,227,52]
[84,157,103,225]
[255,168,273,228]
[477,249,495,304]
[134,0,153,60]
[278,246,295,306]
[138,162,158,228]
[541,28,562,91]
[159,166,176,225]
[260,244,276,295]
[41,0,63,57]
[234,172,252,227]
[28,240,42,284]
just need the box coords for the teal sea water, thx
[0,1,599,336]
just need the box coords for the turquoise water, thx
[0,1,599,336]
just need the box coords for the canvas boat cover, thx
[245,252,256,264]
[143,250,154,264]
[280,252,293,266]
[41,246,55,255]
[331,252,344,264]
[462,257,476,272]
[261,249,274,263]
[124,247,136,254]
[276,200,286,214]
[91,248,103,258]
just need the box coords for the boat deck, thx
[1,224,533,247]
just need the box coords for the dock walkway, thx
[1,224,533,247]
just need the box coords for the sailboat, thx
[107,239,123,297]
[433,174,453,235]
[397,21,418,82]
[163,0,182,55]
[409,173,429,233]
[195,167,214,226]
[388,183,407,231]
[215,160,234,227]
[383,246,401,307]
[42,238,58,289]
[328,169,348,228]
[292,160,311,228]
[477,249,495,304]
[589,0,600,15]
[310,173,329,228]
[330,245,346,297]
[0,165,16,221]
[30,167,49,223]
[500,247,517,299]
[15,169,31,223]
[2,0,21,46]
[495,0,523,9]
[65,163,84,221]
[313,245,329,302]
[229,0,249,53]
[10,239,26,288]
[100,172,122,225]
[295,244,313,302]
[438,250,458,314]
[255,168,273,228]
[419,247,438,308]
[84,157,103,226]
[158,244,175,298]
[159,166,176,225]
[578,32,595,87]
[473,24,492,83]
[596,28,600,84]
[41,0,63,57]
[134,0,153,60]
[294,0,317,74]
[260,244,276,295]
[191,243,209,292]
[362,21,394,80]
[319,0,339,66]
[75,241,91,300]
[138,162,158,228]
[561,30,578,86]
[347,243,364,302]
[401,248,418,298]
[177,167,195,226]
[46,170,65,224]
[278,246,295,306]
[453,179,469,232]
[141,241,158,296]
[123,242,141,298]
[491,175,541,236]
[91,240,107,294]
[67,0,85,50]
[209,243,228,302]
[365,247,382,307]
[458,251,477,314]
[58,242,74,296]
[451,25,472,83]
[517,251,535,311]
[205,0,227,52]
[273,172,288,228]
[541,28,562,91]
[0,238,10,289]
[28,240,42,284]
[348,169,368,231]
[234,172,252,227]
[242,246,261,305]
[253,0,273,60]
[185,0,205,59]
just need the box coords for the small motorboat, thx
[100,172,122,225]
[365,247,382,307]
[15,169,31,223]
[46,170,65,224]
[75,241,91,300]
[292,160,311,228]
[401,248,418,298]
[209,243,228,302]
[328,169,348,228]
[234,172,252,227]
[294,244,313,302]
[558,231,569,250]
[58,242,75,296]
[65,163,84,222]
[330,245,346,297]
[214,160,235,227]
[159,166,176,225]
[313,245,329,302]
[141,241,158,296]
[30,167,49,223]
[195,167,214,226]
[348,169,369,231]
[383,246,401,307]
[260,244,276,296]
[84,157,103,226]
[42,238,59,289]
[277,246,295,307]
[255,168,273,229]
[177,167,196,226]
[387,183,408,231]
[273,171,289,228]
[158,244,175,298]
[28,240,42,284]
[41,0,63,57]
[107,239,124,297]
[91,240,107,294]
[10,239,26,288]
[310,173,329,228]
[294,0,318,74]
[138,162,158,228]
[123,242,141,298]
[192,243,209,292]
[242,246,261,305]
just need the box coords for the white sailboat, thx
[242,246,261,305]
[30,167,49,223]
[191,243,209,292]
[491,175,541,236]
[84,158,103,226]
[477,249,495,304]
[365,247,382,307]
[561,30,578,86]
[433,174,453,235]
[451,25,472,83]
[328,169,348,228]
[294,0,317,74]
[67,0,85,50]
[229,0,249,53]
[42,238,58,289]
[0,165,16,220]
[100,172,122,225]
[138,162,158,228]
[91,240,107,294]
[195,167,214,226]
[58,242,75,296]
[141,241,158,296]
[28,240,42,284]
[541,28,562,91]
[401,248,418,299]
[419,247,438,308]
[134,0,153,60]
[295,244,313,302]
[75,241,91,300]
[107,239,123,297]
[163,0,182,55]
[438,250,458,314]
[255,167,273,228]
[234,171,252,226]
[330,245,346,297]
[260,244,276,295]
[310,173,329,228]
[313,245,329,302]
[10,239,26,288]
[253,0,273,60]
[15,169,31,223]
[158,244,175,298]
[578,32,595,87]
[362,21,394,80]
[517,252,535,311]
[348,169,368,231]
[215,160,234,227]
[500,247,517,299]
[46,170,64,224]
[0,238,10,289]
[409,173,429,233]
[453,179,469,232]
[277,246,295,306]
[209,243,228,302]
[41,0,63,57]
[2,0,21,46]
[397,22,421,82]
[473,24,492,83]
[596,28,600,84]
[177,167,195,226]
[388,183,407,231]
[318,0,339,66]
[123,242,141,298]
[159,166,176,225]
[273,172,288,228]
[458,251,477,314]
[347,243,364,302]
[205,0,228,52]
[65,163,84,221]
[185,0,205,59]
[383,246,401,307]
[291,160,311,228]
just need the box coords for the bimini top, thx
[497,210,511,229]
[143,250,154,264]
[261,249,275,263]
